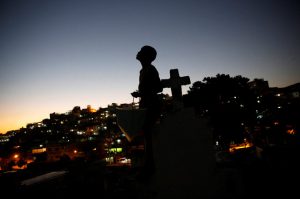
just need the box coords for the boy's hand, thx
[131,91,140,98]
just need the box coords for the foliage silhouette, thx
[187,74,256,150]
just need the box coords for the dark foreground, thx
[1,145,300,199]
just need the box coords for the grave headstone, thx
[135,69,216,198]
[161,69,190,110]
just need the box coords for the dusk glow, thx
[1,0,299,133]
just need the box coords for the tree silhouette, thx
[187,74,256,150]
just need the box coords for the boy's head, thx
[136,45,157,63]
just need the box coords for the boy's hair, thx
[141,45,157,62]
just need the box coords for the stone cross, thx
[161,68,191,101]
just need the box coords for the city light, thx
[229,141,253,153]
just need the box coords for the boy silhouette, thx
[131,45,162,180]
